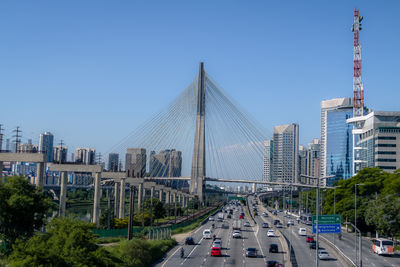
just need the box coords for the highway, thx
[157,203,285,267]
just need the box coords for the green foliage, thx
[8,217,120,267]
[144,198,166,220]
[100,208,116,229]
[118,238,176,267]
[299,168,400,237]
[0,176,52,251]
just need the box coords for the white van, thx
[298,228,307,236]
[203,229,212,239]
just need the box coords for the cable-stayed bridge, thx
[108,63,330,203]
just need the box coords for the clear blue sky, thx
[1,0,399,155]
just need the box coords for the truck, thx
[217,212,224,222]
[232,220,241,230]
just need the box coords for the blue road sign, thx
[312,223,341,234]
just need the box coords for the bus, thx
[300,213,312,225]
[372,238,395,256]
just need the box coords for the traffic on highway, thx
[157,195,352,267]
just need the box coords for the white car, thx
[244,221,251,227]
[298,228,307,236]
[287,220,294,225]
[318,250,330,260]
[209,216,215,221]
[212,239,222,248]
[203,229,212,239]
[267,230,275,237]
[232,230,241,238]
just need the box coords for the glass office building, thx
[321,98,353,186]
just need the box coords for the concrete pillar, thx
[114,182,119,218]
[178,193,182,207]
[92,172,101,225]
[159,189,164,202]
[119,178,126,218]
[35,162,45,187]
[59,171,68,217]
[172,192,176,203]
[166,190,170,204]
[150,186,155,200]
[252,183,256,193]
[138,183,143,212]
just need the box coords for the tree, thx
[8,217,119,266]
[0,176,52,251]
[120,238,152,267]
[365,195,400,238]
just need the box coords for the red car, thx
[239,214,244,219]
[306,235,315,243]
[211,247,222,257]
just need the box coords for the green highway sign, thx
[312,215,341,224]
[228,196,246,201]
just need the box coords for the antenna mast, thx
[352,8,364,118]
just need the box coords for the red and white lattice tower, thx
[352,8,364,119]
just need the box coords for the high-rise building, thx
[75,148,96,165]
[108,153,119,172]
[53,146,68,163]
[18,142,38,153]
[149,149,183,188]
[271,123,299,188]
[321,98,353,185]
[306,138,321,184]
[126,148,146,178]
[263,140,273,184]
[39,132,54,162]
[298,145,308,182]
[348,111,400,172]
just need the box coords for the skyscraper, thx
[126,148,146,178]
[349,111,400,172]
[321,98,353,185]
[108,153,119,172]
[271,123,299,188]
[75,148,96,165]
[149,149,184,188]
[298,145,308,182]
[39,132,54,162]
[306,138,321,184]
[53,146,68,163]
[263,140,273,184]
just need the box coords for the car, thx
[232,230,241,238]
[239,214,244,219]
[318,250,330,260]
[287,220,294,226]
[273,220,280,225]
[263,212,268,217]
[209,216,215,221]
[245,247,257,257]
[244,221,251,227]
[254,211,258,216]
[212,239,222,248]
[227,214,232,219]
[211,246,222,257]
[262,222,269,228]
[269,243,279,253]
[309,240,317,249]
[276,223,283,228]
[266,260,279,267]
[185,237,195,245]
[203,229,212,239]
[298,228,307,236]
[306,235,315,243]
[267,230,275,237]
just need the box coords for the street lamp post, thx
[345,222,362,267]
[355,183,364,267]
[301,174,335,267]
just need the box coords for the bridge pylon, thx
[190,62,206,203]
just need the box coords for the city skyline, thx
[1,1,399,156]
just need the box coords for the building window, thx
[376,136,396,140]
[376,158,396,162]
[375,151,396,155]
[378,166,397,170]
[375,144,396,147]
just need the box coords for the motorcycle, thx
[180,248,184,258]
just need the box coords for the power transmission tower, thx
[58,139,65,163]
[12,127,22,152]
[0,124,4,151]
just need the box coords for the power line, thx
[12,126,22,152]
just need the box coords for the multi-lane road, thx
[157,197,355,267]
